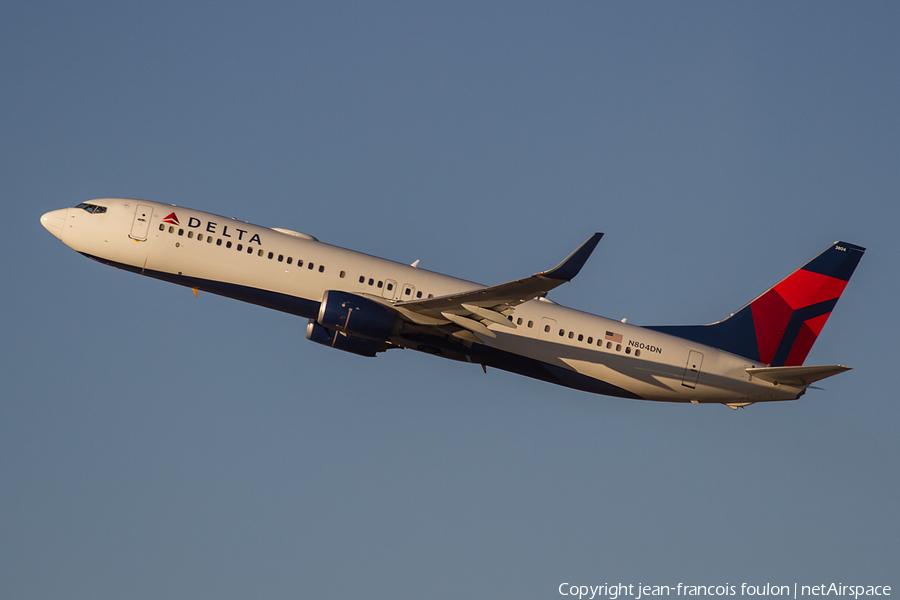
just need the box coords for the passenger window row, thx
[540,324,642,357]
[159,223,447,298]
[159,223,333,274]
[356,275,433,299]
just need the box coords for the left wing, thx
[385,233,603,339]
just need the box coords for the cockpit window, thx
[75,203,107,214]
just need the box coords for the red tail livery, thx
[649,242,865,366]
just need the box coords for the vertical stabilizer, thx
[647,241,865,366]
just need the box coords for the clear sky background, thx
[2,2,898,598]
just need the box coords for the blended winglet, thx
[541,232,604,281]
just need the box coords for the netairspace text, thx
[558,583,892,600]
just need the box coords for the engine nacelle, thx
[306,321,387,357]
[317,290,397,341]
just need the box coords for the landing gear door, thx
[129,204,153,241]
[681,350,703,389]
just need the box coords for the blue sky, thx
[2,2,898,598]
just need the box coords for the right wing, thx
[382,233,603,339]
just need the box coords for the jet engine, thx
[317,290,397,340]
[306,321,388,357]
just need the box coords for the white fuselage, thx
[42,199,804,405]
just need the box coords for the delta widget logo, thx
[163,212,180,226]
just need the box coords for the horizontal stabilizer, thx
[745,364,851,387]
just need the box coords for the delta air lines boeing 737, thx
[41,199,865,408]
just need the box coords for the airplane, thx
[41,198,865,408]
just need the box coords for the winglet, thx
[541,233,604,281]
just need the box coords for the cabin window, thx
[178,229,184,236]
[237,244,243,251]
[616,344,621,352]
[268,252,274,259]
[318,265,324,273]
[297,260,303,267]
[386,283,393,291]
[340,271,345,278]
[287,257,293,265]
[377,281,383,288]
[635,349,641,357]
[606,341,612,349]
[278,255,283,262]
[159,224,165,231]
[416,291,422,298]
[359,276,365,283]
[217,239,222,246]
[368,278,374,286]
[587,336,592,344]
[544,324,550,333]
[428,294,433,298]
[197,234,203,242]
[247,246,253,254]
[404,288,411,295]
[568,331,575,339]
[258,249,263,256]
[625,346,631,354]
[559,329,565,337]
[528,320,533,328]
[226,241,232,248]
[187,231,194,239]
[516,318,523,325]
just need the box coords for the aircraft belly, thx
[482,331,791,403]
[555,356,679,400]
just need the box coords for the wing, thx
[384,233,603,340]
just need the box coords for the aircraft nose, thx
[41,209,67,240]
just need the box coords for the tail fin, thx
[647,241,865,366]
